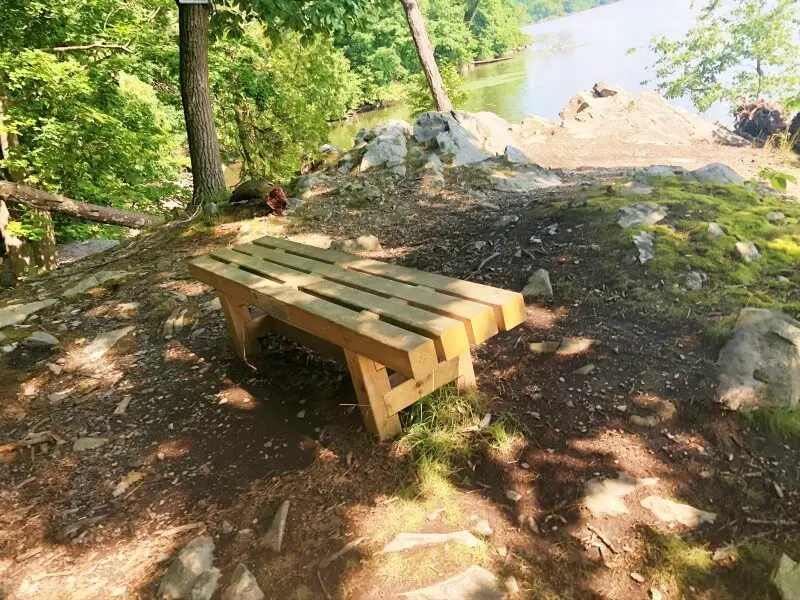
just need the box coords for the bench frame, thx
[191,235,525,440]
[217,293,475,439]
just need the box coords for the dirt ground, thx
[1,144,799,600]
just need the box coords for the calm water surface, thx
[330,0,726,148]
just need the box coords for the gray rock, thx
[717,308,800,410]
[414,111,518,166]
[691,162,745,185]
[24,331,60,347]
[199,297,222,314]
[400,566,502,600]
[708,222,725,239]
[81,326,135,362]
[633,231,655,264]
[319,144,340,155]
[493,214,519,229]
[190,568,221,600]
[504,145,530,164]
[773,554,800,600]
[522,269,553,299]
[260,500,289,553]
[735,240,760,263]
[164,308,189,339]
[381,531,480,553]
[422,154,444,173]
[0,299,57,329]
[685,271,706,291]
[637,165,687,178]
[766,211,785,222]
[222,564,264,600]
[556,337,595,356]
[593,81,623,97]
[331,235,381,253]
[619,181,654,196]
[294,172,329,200]
[640,496,717,527]
[158,536,216,600]
[488,168,561,193]
[617,203,666,228]
[62,270,131,298]
[359,120,411,172]
[73,437,108,452]
[581,473,659,517]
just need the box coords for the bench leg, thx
[456,350,477,389]
[344,349,402,441]
[217,293,261,362]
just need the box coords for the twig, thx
[746,518,797,527]
[587,525,619,553]
[317,570,332,600]
[52,43,131,53]
[318,537,365,570]
[158,522,205,537]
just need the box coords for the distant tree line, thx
[517,0,620,21]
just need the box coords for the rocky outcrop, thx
[413,111,519,166]
[359,120,411,172]
[716,308,800,410]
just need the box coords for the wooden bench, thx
[188,235,526,440]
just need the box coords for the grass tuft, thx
[743,408,800,438]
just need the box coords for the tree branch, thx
[52,43,131,54]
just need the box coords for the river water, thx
[329,0,727,148]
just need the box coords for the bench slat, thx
[211,248,470,361]
[236,243,498,345]
[188,256,438,380]
[253,235,526,331]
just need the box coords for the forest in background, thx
[519,0,619,20]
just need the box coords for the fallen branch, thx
[0,181,163,229]
[52,43,131,53]
[746,518,798,527]
[587,525,619,553]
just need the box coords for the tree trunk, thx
[178,2,226,207]
[399,0,453,112]
[0,181,164,228]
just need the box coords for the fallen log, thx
[0,181,164,229]
[230,179,287,215]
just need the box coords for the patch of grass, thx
[397,385,487,498]
[483,418,524,456]
[743,408,800,438]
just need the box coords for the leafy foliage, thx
[408,65,469,115]
[648,0,800,112]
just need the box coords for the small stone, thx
[528,341,560,354]
[478,201,500,211]
[572,363,595,376]
[47,362,63,375]
[73,437,108,452]
[473,519,493,537]
[220,521,234,535]
[735,241,760,263]
[190,568,221,600]
[522,269,553,299]
[630,572,646,584]
[494,214,519,229]
[62,270,131,298]
[332,234,381,253]
[708,222,725,239]
[260,500,290,553]
[691,162,744,185]
[581,473,659,517]
[503,575,520,594]
[400,566,502,600]
[296,410,306,419]
[0,299,57,329]
[633,231,655,264]
[157,536,215,600]
[617,203,665,228]
[649,589,664,600]
[80,326,135,362]
[685,271,705,291]
[24,331,60,347]
[629,415,660,428]
[222,564,264,600]
[505,490,522,502]
[766,211,785,222]
[381,531,480,553]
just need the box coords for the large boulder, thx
[716,308,800,410]
[359,120,412,172]
[690,162,745,185]
[413,111,518,166]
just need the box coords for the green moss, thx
[743,408,800,439]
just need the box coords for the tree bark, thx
[0,181,164,228]
[177,2,226,207]
[399,0,453,112]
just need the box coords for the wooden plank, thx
[188,256,437,379]
[236,243,497,345]
[383,355,462,416]
[345,350,401,440]
[212,247,470,361]
[217,293,261,362]
[253,235,527,331]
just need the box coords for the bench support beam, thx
[218,292,261,362]
[345,349,402,440]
